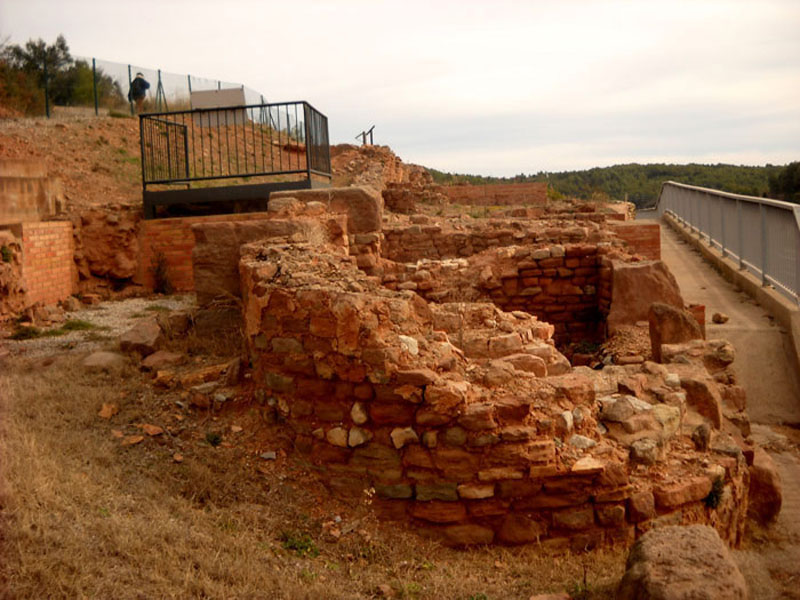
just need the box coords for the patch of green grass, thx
[1,245,13,263]
[280,531,320,558]
[9,319,102,340]
[9,326,44,340]
[145,305,171,312]
[61,319,97,332]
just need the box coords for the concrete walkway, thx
[657,221,800,425]
[653,218,800,599]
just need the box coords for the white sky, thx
[2,0,799,175]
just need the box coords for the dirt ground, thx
[0,298,627,599]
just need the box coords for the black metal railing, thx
[140,100,330,189]
[139,100,331,218]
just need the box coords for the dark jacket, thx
[128,76,150,101]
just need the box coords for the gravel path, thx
[0,295,195,359]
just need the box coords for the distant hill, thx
[427,163,786,208]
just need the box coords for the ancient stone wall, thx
[382,243,610,346]
[608,221,661,260]
[440,182,548,206]
[136,212,284,292]
[0,158,63,225]
[240,242,749,549]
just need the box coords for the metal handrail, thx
[139,100,331,190]
[655,181,800,304]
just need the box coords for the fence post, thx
[92,58,99,116]
[128,65,134,115]
[721,197,726,258]
[737,199,744,270]
[760,203,768,286]
[43,60,50,118]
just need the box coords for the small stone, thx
[326,427,348,447]
[141,424,163,436]
[665,373,681,389]
[712,312,729,324]
[348,427,373,447]
[351,401,368,425]
[630,438,659,465]
[111,429,124,439]
[571,456,605,474]
[121,435,144,446]
[692,423,711,451]
[422,431,438,448]
[98,403,119,419]
[260,451,277,460]
[568,434,596,449]
[173,453,184,463]
[398,335,419,356]
[557,410,574,433]
[230,425,243,433]
[390,427,419,449]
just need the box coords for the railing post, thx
[760,203,768,286]
[707,193,713,247]
[737,199,744,270]
[303,103,312,182]
[721,197,726,258]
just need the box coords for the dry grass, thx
[0,352,627,599]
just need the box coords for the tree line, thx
[0,34,125,116]
[428,162,800,207]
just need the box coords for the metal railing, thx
[139,100,330,218]
[140,100,330,188]
[656,181,800,304]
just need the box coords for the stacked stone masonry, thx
[240,242,750,549]
[440,182,548,206]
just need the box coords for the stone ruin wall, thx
[238,241,751,549]
[439,182,548,206]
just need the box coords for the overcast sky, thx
[2,0,799,175]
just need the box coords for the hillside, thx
[428,162,785,208]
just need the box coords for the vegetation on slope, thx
[428,163,790,208]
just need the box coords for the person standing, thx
[128,72,150,113]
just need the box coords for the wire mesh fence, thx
[34,55,267,117]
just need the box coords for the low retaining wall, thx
[608,221,661,260]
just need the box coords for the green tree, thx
[768,162,800,203]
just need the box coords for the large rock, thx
[82,351,126,372]
[648,302,703,362]
[748,447,782,525]
[119,318,163,357]
[607,260,684,334]
[76,208,140,280]
[271,187,383,234]
[192,218,345,306]
[617,525,748,600]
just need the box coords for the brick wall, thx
[137,212,276,291]
[608,221,660,260]
[21,221,75,307]
[440,182,548,206]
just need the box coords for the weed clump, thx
[1,245,13,263]
[280,531,320,558]
[704,477,725,509]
